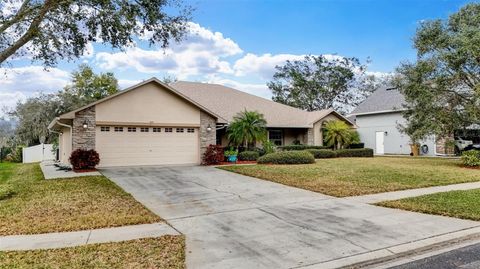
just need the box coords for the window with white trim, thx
[268,130,283,146]
[114,127,123,132]
[128,127,136,132]
[153,127,161,132]
[140,127,149,132]
[187,128,195,133]
[101,126,110,132]
[176,128,184,133]
[165,128,173,133]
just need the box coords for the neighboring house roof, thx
[350,86,406,116]
[171,81,352,128]
[49,77,354,129]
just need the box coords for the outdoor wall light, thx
[206,124,212,132]
[384,131,388,136]
[82,120,88,129]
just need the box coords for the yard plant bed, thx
[377,189,480,221]
[0,236,185,269]
[220,157,480,197]
[0,163,161,236]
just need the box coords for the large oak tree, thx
[267,55,381,114]
[395,3,480,141]
[9,65,119,145]
[0,0,191,66]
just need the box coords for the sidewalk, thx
[40,160,101,179]
[345,181,480,204]
[0,223,178,251]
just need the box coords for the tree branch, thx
[0,0,60,64]
[0,0,35,34]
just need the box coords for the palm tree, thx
[227,110,267,147]
[323,120,352,150]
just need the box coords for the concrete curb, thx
[345,181,480,204]
[297,226,480,269]
[0,222,179,251]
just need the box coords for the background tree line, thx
[0,65,119,161]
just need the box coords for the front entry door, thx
[375,131,385,155]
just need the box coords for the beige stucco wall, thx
[95,82,201,126]
[59,127,72,164]
[313,114,352,146]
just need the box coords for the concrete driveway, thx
[101,166,480,269]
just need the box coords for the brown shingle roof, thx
[171,81,345,128]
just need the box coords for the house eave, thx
[349,109,407,116]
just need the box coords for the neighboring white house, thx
[349,86,437,156]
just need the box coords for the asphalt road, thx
[390,243,480,269]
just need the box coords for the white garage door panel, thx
[96,127,199,167]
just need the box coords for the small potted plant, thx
[224,147,239,163]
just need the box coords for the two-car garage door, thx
[96,126,199,167]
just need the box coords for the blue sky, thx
[0,0,474,115]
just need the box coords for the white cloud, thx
[96,22,242,78]
[0,91,26,117]
[233,53,353,80]
[233,53,306,79]
[0,66,70,116]
[0,66,70,93]
[204,75,271,99]
[118,79,142,89]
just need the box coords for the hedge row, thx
[238,151,260,161]
[304,148,374,159]
[258,151,315,164]
[335,148,374,158]
[279,145,332,151]
[461,150,480,167]
[306,149,336,158]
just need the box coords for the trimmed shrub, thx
[258,151,315,164]
[202,144,224,165]
[347,143,365,149]
[238,151,260,161]
[461,150,480,167]
[279,145,331,151]
[306,149,336,159]
[262,140,276,154]
[69,149,100,170]
[335,148,374,158]
[238,146,266,156]
[251,147,266,156]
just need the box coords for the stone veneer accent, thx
[306,128,314,145]
[72,106,96,151]
[435,135,455,155]
[200,111,216,158]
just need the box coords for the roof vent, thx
[386,87,397,91]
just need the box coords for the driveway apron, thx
[101,166,480,269]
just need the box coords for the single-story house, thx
[48,78,354,167]
[349,86,444,156]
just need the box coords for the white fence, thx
[22,144,56,163]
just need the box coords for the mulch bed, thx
[215,161,257,166]
[73,168,98,173]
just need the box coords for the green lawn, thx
[0,163,161,235]
[377,189,480,221]
[0,236,185,269]
[220,156,480,197]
